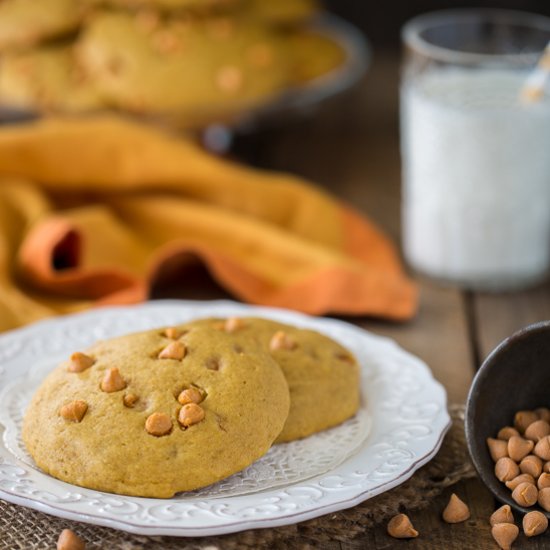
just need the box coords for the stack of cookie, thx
[0,0,345,125]
[22,316,360,498]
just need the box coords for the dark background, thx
[324,1,550,48]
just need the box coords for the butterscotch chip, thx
[519,454,543,478]
[269,330,297,351]
[100,367,126,393]
[177,387,203,406]
[67,352,95,373]
[523,510,548,537]
[508,435,534,462]
[490,504,515,526]
[178,403,205,428]
[538,487,550,511]
[224,317,245,333]
[487,438,508,461]
[525,419,550,442]
[57,528,85,550]
[512,481,538,506]
[442,493,470,523]
[145,412,172,437]
[492,523,519,550]
[216,65,242,93]
[535,436,550,460]
[505,473,535,491]
[247,43,273,67]
[536,408,550,423]
[158,341,186,360]
[515,410,539,433]
[151,30,181,54]
[134,10,159,33]
[59,401,88,422]
[539,473,550,489]
[387,514,418,539]
[495,457,520,482]
[123,393,138,408]
[545,461,550,473]
[164,327,183,339]
[498,426,521,441]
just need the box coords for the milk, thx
[401,68,550,289]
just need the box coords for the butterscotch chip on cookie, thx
[22,325,289,497]
[194,317,360,443]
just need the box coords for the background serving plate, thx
[0,300,448,537]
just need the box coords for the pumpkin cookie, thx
[22,324,290,497]
[76,11,288,119]
[0,46,103,112]
[246,0,320,26]
[194,317,360,442]
[0,0,84,51]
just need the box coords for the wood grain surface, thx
[219,52,550,549]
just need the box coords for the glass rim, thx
[402,8,550,64]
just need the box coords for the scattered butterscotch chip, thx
[270,331,297,351]
[534,436,550,460]
[177,386,204,406]
[207,18,233,40]
[387,513,418,539]
[495,457,520,482]
[67,352,95,373]
[224,317,245,333]
[498,426,520,441]
[515,410,539,433]
[519,454,543,478]
[538,472,550,489]
[57,528,85,550]
[178,403,205,428]
[512,481,538,506]
[216,65,242,93]
[152,29,181,54]
[487,438,508,461]
[538,487,550,511]
[490,504,515,526]
[158,341,186,360]
[442,493,470,523]
[508,435,534,462]
[100,367,127,393]
[123,393,139,408]
[525,419,550,442]
[145,412,172,436]
[59,401,88,423]
[492,523,519,550]
[505,473,535,491]
[523,510,548,537]
[164,327,183,339]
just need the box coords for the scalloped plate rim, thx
[0,300,450,537]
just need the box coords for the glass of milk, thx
[401,9,550,290]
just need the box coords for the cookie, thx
[0,0,84,51]
[195,317,360,443]
[22,324,290,497]
[86,0,241,14]
[0,45,103,112]
[76,11,288,118]
[288,29,346,84]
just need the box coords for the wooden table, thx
[163,52,550,549]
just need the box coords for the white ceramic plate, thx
[0,300,449,537]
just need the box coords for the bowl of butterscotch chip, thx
[466,320,550,516]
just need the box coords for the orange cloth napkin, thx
[0,116,417,332]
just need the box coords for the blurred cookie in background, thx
[76,11,289,120]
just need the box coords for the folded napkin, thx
[0,116,417,332]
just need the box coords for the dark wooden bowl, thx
[466,320,550,515]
